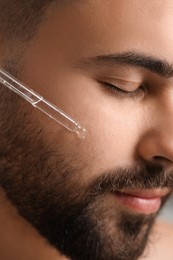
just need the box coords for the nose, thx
[137,131,173,167]
[137,95,173,168]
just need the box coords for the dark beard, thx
[0,72,173,260]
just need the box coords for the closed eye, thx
[99,81,146,99]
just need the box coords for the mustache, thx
[89,163,173,195]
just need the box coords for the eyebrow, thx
[78,51,173,78]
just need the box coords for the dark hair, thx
[0,0,58,44]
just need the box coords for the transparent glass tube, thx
[0,69,86,139]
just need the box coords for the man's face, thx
[1,1,173,260]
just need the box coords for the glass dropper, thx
[0,69,86,139]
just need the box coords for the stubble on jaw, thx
[0,119,159,260]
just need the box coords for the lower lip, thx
[115,192,162,214]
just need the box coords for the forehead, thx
[25,0,173,71]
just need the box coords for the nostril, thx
[153,156,173,167]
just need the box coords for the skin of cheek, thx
[33,107,145,185]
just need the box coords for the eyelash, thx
[100,81,146,99]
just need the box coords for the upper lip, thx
[118,188,171,199]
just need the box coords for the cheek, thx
[51,90,145,182]
[79,103,143,174]
[35,98,143,184]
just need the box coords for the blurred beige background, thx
[159,195,173,223]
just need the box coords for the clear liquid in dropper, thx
[74,125,87,139]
